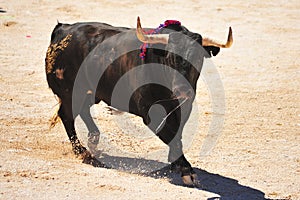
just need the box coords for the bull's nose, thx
[173,87,194,99]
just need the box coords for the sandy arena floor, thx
[0,0,299,199]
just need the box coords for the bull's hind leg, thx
[58,102,87,155]
[58,101,103,167]
[79,96,100,155]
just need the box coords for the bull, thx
[45,17,232,185]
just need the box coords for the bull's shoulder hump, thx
[71,22,131,32]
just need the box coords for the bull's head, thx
[136,17,233,101]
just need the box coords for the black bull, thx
[45,17,232,185]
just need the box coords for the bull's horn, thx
[202,27,233,48]
[136,17,169,44]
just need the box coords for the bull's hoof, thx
[87,131,100,156]
[182,172,198,186]
[81,150,106,168]
[88,131,100,147]
[73,145,88,156]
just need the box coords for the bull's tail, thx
[49,97,61,129]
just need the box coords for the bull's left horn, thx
[136,17,169,44]
[202,27,233,48]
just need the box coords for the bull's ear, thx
[203,46,220,57]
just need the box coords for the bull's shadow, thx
[97,153,269,200]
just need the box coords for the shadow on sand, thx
[96,153,274,200]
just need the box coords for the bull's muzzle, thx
[173,86,195,100]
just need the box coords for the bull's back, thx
[45,22,130,97]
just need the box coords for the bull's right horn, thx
[136,17,169,44]
[202,27,233,48]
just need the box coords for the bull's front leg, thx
[146,100,197,185]
[158,123,197,185]
[159,125,197,186]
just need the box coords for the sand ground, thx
[0,0,299,199]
